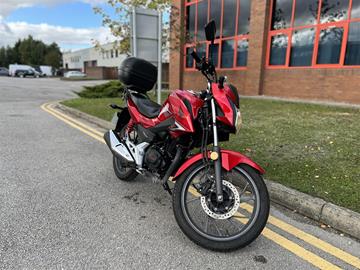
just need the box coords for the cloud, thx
[0,21,116,50]
[0,0,112,50]
[0,0,106,18]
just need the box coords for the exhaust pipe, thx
[103,130,135,163]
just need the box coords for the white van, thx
[9,64,34,77]
[39,66,53,76]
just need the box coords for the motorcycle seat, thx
[129,92,161,119]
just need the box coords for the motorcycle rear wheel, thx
[112,125,138,181]
[172,160,269,251]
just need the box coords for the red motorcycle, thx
[104,20,269,251]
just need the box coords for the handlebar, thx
[190,49,217,84]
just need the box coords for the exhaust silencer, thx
[103,130,135,163]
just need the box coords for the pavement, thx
[0,77,359,270]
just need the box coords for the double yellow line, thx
[42,102,360,270]
[41,103,105,143]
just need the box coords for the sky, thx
[0,0,119,51]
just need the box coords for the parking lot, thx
[0,77,359,270]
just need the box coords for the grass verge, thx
[62,95,360,213]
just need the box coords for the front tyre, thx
[172,161,269,251]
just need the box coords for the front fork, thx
[210,98,224,203]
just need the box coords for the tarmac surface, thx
[0,77,359,270]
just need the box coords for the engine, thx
[144,145,168,172]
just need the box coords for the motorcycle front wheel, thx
[172,160,269,251]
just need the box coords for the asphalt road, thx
[0,77,359,270]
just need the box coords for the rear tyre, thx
[113,156,138,181]
[112,125,138,181]
[172,161,270,251]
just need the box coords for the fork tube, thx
[211,98,223,202]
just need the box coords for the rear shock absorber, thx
[126,119,135,133]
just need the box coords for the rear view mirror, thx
[205,20,216,42]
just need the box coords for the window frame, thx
[184,0,250,71]
[267,0,360,69]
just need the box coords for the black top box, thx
[118,57,158,93]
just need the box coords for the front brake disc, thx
[200,180,241,220]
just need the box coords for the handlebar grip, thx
[191,50,201,63]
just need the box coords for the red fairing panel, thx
[172,90,204,119]
[172,150,265,179]
[212,83,235,127]
[127,90,204,138]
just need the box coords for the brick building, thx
[170,0,360,104]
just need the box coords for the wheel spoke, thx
[233,210,251,219]
[227,217,242,231]
[186,197,200,204]
[213,220,223,236]
[240,183,249,195]
[241,194,255,203]
[204,216,210,233]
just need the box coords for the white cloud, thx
[0,21,116,50]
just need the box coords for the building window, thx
[317,27,344,64]
[184,0,251,70]
[290,28,315,66]
[111,50,114,58]
[268,0,360,68]
[270,34,288,65]
[221,39,234,68]
[237,39,249,66]
[185,47,194,68]
[345,22,360,65]
[115,49,119,58]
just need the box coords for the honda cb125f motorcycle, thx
[104,20,269,251]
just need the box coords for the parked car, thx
[64,71,87,78]
[0,67,9,76]
[15,69,41,78]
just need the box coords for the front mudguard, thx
[172,150,265,180]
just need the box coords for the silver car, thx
[0,67,9,76]
[64,71,87,78]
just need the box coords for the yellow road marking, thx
[44,103,104,137]
[260,228,342,270]
[41,103,105,144]
[242,204,360,269]
[42,102,359,270]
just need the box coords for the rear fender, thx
[172,150,265,180]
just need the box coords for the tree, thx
[93,0,181,55]
[18,35,34,64]
[5,46,16,66]
[12,39,21,64]
[0,47,6,67]
[44,43,62,68]
[0,36,62,68]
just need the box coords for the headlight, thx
[235,109,242,133]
